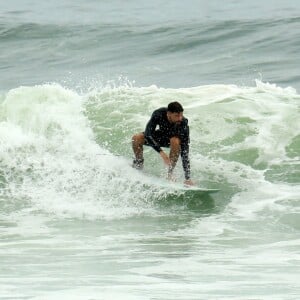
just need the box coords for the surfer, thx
[131,101,193,185]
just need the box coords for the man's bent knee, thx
[132,133,145,145]
[170,137,181,147]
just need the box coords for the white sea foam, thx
[0,81,298,224]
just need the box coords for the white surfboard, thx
[127,157,220,195]
[143,176,220,195]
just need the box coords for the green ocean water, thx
[0,82,299,299]
[0,1,300,299]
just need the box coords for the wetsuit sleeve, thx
[181,122,191,180]
[144,111,162,153]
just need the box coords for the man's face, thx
[168,111,183,124]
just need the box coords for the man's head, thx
[167,101,184,124]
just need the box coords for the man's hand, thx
[159,151,170,167]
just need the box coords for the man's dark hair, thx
[167,101,184,113]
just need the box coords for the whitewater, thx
[0,81,299,299]
[0,1,299,299]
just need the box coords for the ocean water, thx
[0,1,300,299]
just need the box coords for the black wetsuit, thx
[144,107,191,180]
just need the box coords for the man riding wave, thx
[131,101,193,185]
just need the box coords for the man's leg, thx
[131,133,145,169]
[168,137,181,177]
